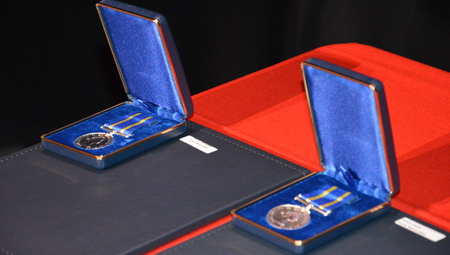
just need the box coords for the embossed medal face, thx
[75,132,113,150]
[266,204,310,230]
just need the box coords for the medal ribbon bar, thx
[102,112,155,137]
[295,185,358,216]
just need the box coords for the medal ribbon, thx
[103,113,155,137]
[296,185,358,215]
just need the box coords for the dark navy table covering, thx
[0,121,308,255]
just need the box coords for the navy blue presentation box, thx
[232,58,400,254]
[41,0,193,169]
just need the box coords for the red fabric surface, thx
[145,43,450,254]
[190,43,450,232]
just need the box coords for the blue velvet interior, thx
[46,103,179,156]
[303,62,391,200]
[98,5,187,117]
[235,174,384,241]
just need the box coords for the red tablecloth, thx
[148,43,450,254]
[191,43,450,232]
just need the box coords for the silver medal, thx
[266,204,310,230]
[75,132,113,150]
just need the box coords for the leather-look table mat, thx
[0,121,309,254]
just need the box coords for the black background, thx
[1,0,449,155]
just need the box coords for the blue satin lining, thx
[324,166,389,199]
[304,63,391,200]
[235,174,384,241]
[98,5,186,117]
[46,103,179,156]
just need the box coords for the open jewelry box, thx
[41,0,193,169]
[231,58,400,253]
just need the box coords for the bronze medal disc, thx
[266,204,310,230]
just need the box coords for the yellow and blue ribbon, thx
[103,113,154,137]
[296,185,358,215]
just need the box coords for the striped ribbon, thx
[296,185,358,215]
[103,112,155,137]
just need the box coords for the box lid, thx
[302,58,399,200]
[96,0,193,120]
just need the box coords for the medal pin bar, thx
[102,112,159,138]
[294,185,358,216]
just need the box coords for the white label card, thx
[395,217,446,242]
[180,135,218,154]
